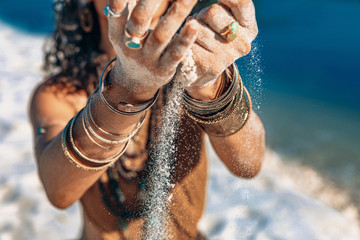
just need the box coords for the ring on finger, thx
[220,21,240,42]
[124,27,149,50]
[104,4,123,18]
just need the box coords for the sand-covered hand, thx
[107,0,199,93]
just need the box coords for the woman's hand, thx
[107,0,199,95]
[187,0,258,89]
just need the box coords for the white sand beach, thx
[0,21,359,240]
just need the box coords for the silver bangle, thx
[81,106,114,150]
[61,120,118,171]
[68,110,129,165]
[84,97,146,145]
[87,87,147,142]
[98,58,160,116]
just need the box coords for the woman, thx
[29,0,265,239]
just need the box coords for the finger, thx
[218,0,258,38]
[196,4,242,41]
[108,0,130,45]
[194,19,250,60]
[192,20,223,52]
[189,43,229,87]
[158,20,199,72]
[109,0,128,13]
[194,6,252,55]
[126,0,164,37]
[143,0,197,58]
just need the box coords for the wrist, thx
[106,68,159,105]
[182,63,251,137]
[185,72,227,101]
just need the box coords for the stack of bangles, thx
[61,58,159,171]
[182,63,252,137]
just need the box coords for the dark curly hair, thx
[43,0,106,95]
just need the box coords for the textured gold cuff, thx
[182,63,252,137]
[197,87,252,137]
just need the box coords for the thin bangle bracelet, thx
[198,87,252,137]
[81,106,114,150]
[84,98,146,145]
[87,87,147,141]
[68,110,129,164]
[183,63,241,112]
[61,120,117,171]
[183,86,242,124]
[185,86,241,122]
[98,58,160,116]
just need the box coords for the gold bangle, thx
[98,58,160,116]
[86,87,147,144]
[182,63,242,114]
[81,106,114,150]
[61,121,116,171]
[198,87,252,137]
[183,80,242,124]
[68,110,129,165]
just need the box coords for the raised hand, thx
[106,0,199,93]
[187,0,258,88]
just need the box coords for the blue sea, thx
[238,0,360,195]
[0,0,360,239]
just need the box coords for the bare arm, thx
[29,0,199,209]
[208,111,265,178]
[187,77,265,178]
[29,82,148,208]
[184,0,265,177]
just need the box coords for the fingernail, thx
[187,19,199,32]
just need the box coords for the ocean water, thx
[236,0,360,202]
[1,0,360,239]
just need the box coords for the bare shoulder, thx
[29,77,88,144]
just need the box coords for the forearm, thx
[185,66,265,178]
[33,68,156,208]
[208,110,265,178]
[37,134,107,209]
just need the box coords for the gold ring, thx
[220,21,240,42]
[124,27,148,50]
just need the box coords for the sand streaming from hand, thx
[179,49,198,87]
[142,51,197,240]
[142,80,183,240]
[245,40,263,112]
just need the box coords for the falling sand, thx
[142,50,197,239]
